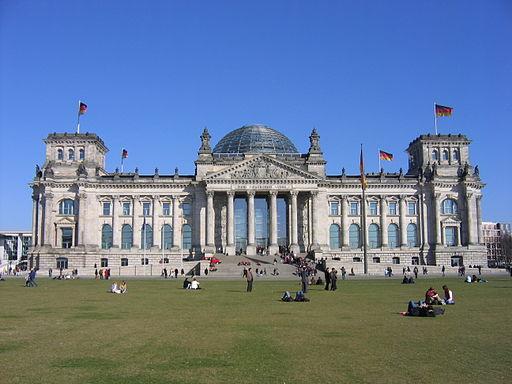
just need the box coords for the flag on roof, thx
[79,101,88,115]
[360,146,367,190]
[379,150,393,161]
[435,104,453,117]
[122,149,128,159]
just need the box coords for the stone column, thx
[226,192,235,255]
[341,196,349,248]
[132,196,140,248]
[419,191,428,247]
[31,195,38,246]
[466,193,475,245]
[311,191,319,249]
[172,195,180,250]
[206,191,215,248]
[37,194,44,247]
[399,195,407,247]
[380,196,388,248]
[269,191,278,254]
[476,196,483,244]
[247,191,256,254]
[112,195,120,248]
[43,193,54,247]
[290,191,298,252]
[77,192,87,246]
[434,193,442,245]
[152,195,160,250]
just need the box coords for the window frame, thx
[162,202,171,216]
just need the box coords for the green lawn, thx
[1,276,511,384]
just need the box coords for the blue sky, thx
[1,0,511,230]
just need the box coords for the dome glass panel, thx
[213,125,298,155]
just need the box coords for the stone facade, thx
[28,126,487,274]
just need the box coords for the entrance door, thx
[234,197,248,254]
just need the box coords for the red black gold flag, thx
[360,146,367,190]
[379,150,393,161]
[79,102,88,115]
[435,104,453,117]
[122,149,128,159]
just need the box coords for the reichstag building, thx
[29,124,486,274]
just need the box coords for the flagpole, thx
[121,150,124,173]
[77,100,81,134]
[378,149,381,172]
[434,101,438,135]
[360,144,368,275]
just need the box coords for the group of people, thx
[24,268,38,287]
[402,285,454,317]
[95,267,111,280]
[183,277,201,289]
[109,281,127,294]
[425,285,454,305]
[161,268,184,279]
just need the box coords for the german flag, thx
[379,150,393,161]
[79,101,88,115]
[360,146,367,190]
[435,104,453,117]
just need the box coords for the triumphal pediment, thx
[204,155,323,182]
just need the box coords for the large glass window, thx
[68,148,75,160]
[388,224,399,248]
[442,150,449,161]
[182,202,192,216]
[182,224,192,251]
[453,149,460,161]
[432,149,438,161]
[101,224,113,249]
[162,202,171,216]
[349,224,361,249]
[350,202,359,215]
[329,201,339,216]
[369,202,378,215]
[368,223,381,249]
[407,223,418,247]
[122,202,131,216]
[445,226,457,246]
[141,224,153,249]
[59,199,74,215]
[235,197,248,252]
[254,197,269,248]
[61,227,73,248]
[162,224,173,250]
[277,197,288,247]
[102,202,111,216]
[79,148,85,160]
[408,202,417,215]
[442,199,458,215]
[329,224,341,249]
[121,224,133,249]
[388,202,397,215]
[57,149,63,160]
[142,202,151,216]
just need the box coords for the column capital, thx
[112,194,120,201]
[290,191,298,197]
[380,195,388,201]
[269,190,278,197]
[45,193,54,200]
[466,192,474,200]
[152,194,160,201]
[399,194,407,201]
[340,195,347,201]
[247,190,255,197]
[206,190,215,198]
[434,192,442,200]
[227,191,235,197]
[78,192,87,200]
[310,191,318,198]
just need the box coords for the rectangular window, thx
[408,202,417,215]
[329,202,339,216]
[182,202,192,216]
[162,202,171,216]
[369,202,378,215]
[445,226,457,246]
[121,258,129,267]
[102,202,111,216]
[388,202,397,215]
[56,257,68,270]
[101,258,109,268]
[350,202,359,215]
[142,202,151,216]
[61,227,73,249]
[122,202,131,216]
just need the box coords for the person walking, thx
[413,266,418,279]
[246,268,254,292]
[330,268,337,291]
[442,265,445,277]
[324,267,331,291]
[300,267,308,293]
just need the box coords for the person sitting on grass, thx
[110,281,121,294]
[425,287,442,305]
[120,281,127,293]
[190,277,200,290]
[442,285,454,304]
[183,277,191,289]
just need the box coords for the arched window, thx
[407,223,418,247]
[141,224,153,250]
[59,199,75,215]
[79,148,85,160]
[442,199,458,214]
[162,224,173,250]
[388,224,399,248]
[121,224,133,249]
[68,149,75,160]
[329,224,341,249]
[101,224,113,249]
[368,223,380,249]
[453,149,459,161]
[432,150,438,161]
[57,149,63,160]
[442,150,449,161]
[349,224,361,249]
[182,224,192,251]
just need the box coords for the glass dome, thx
[213,124,298,155]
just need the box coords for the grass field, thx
[1,276,511,384]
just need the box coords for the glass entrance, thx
[254,197,269,253]
[234,197,247,254]
[277,196,288,247]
